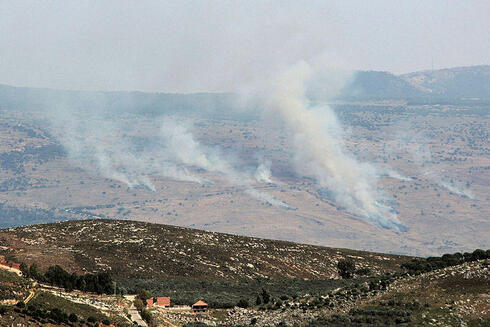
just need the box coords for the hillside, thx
[0,219,411,282]
[339,71,424,99]
[400,65,490,99]
[0,220,487,326]
[0,268,130,326]
[337,65,490,100]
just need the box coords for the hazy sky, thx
[0,0,488,92]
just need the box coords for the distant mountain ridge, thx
[0,65,488,115]
[400,65,490,99]
[340,65,490,100]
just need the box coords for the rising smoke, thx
[44,102,290,207]
[263,61,406,231]
[39,58,407,229]
[16,1,414,231]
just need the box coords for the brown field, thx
[0,101,488,256]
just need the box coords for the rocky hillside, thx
[0,219,412,281]
[223,260,489,327]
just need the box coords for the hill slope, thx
[400,65,490,99]
[0,219,412,281]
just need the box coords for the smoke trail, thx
[423,169,476,200]
[395,131,476,200]
[265,61,406,231]
[378,166,412,182]
[160,118,291,208]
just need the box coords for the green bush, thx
[68,313,78,322]
[237,298,249,308]
[338,259,356,279]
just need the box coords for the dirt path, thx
[0,264,22,276]
[24,289,35,304]
[129,304,148,327]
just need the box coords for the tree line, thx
[20,263,114,294]
[401,249,489,274]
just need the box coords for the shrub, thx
[337,259,356,279]
[237,298,249,308]
[355,267,371,276]
[68,313,78,322]
[261,288,270,304]
[140,309,153,325]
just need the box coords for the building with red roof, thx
[192,300,208,313]
[156,297,171,307]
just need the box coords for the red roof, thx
[156,297,170,307]
[146,299,153,308]
[192,300,208,307]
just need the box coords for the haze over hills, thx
[0,65,488,257]
[1,66,489,114]
[400,65,490,99]
[1,2,488,325]
[337,65,490,100]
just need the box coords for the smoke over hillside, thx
[263,62,405,230]
[35,58,405,230]
[0,1,422,231]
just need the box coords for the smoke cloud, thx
[7,1,422,231]
[263,61,406,231]
[254,159,273,184]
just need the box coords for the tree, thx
[29,263,43,281]
[471,249,487,261]
[256,295,262,306]
[68,313,78,323]
[237,298,249,308]
[134,298,144,311]
[138,289,151,302]
[19,262,28,277]
[140,309,153,325]
[337,259,356,279]
[261,288,270,304]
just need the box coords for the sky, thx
[0,0,489,92]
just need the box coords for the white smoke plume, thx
[47,106,291,207]
[160,119,290,208]
[378,166,412,182]
[264,61,406,231]
[254,159,273,184]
